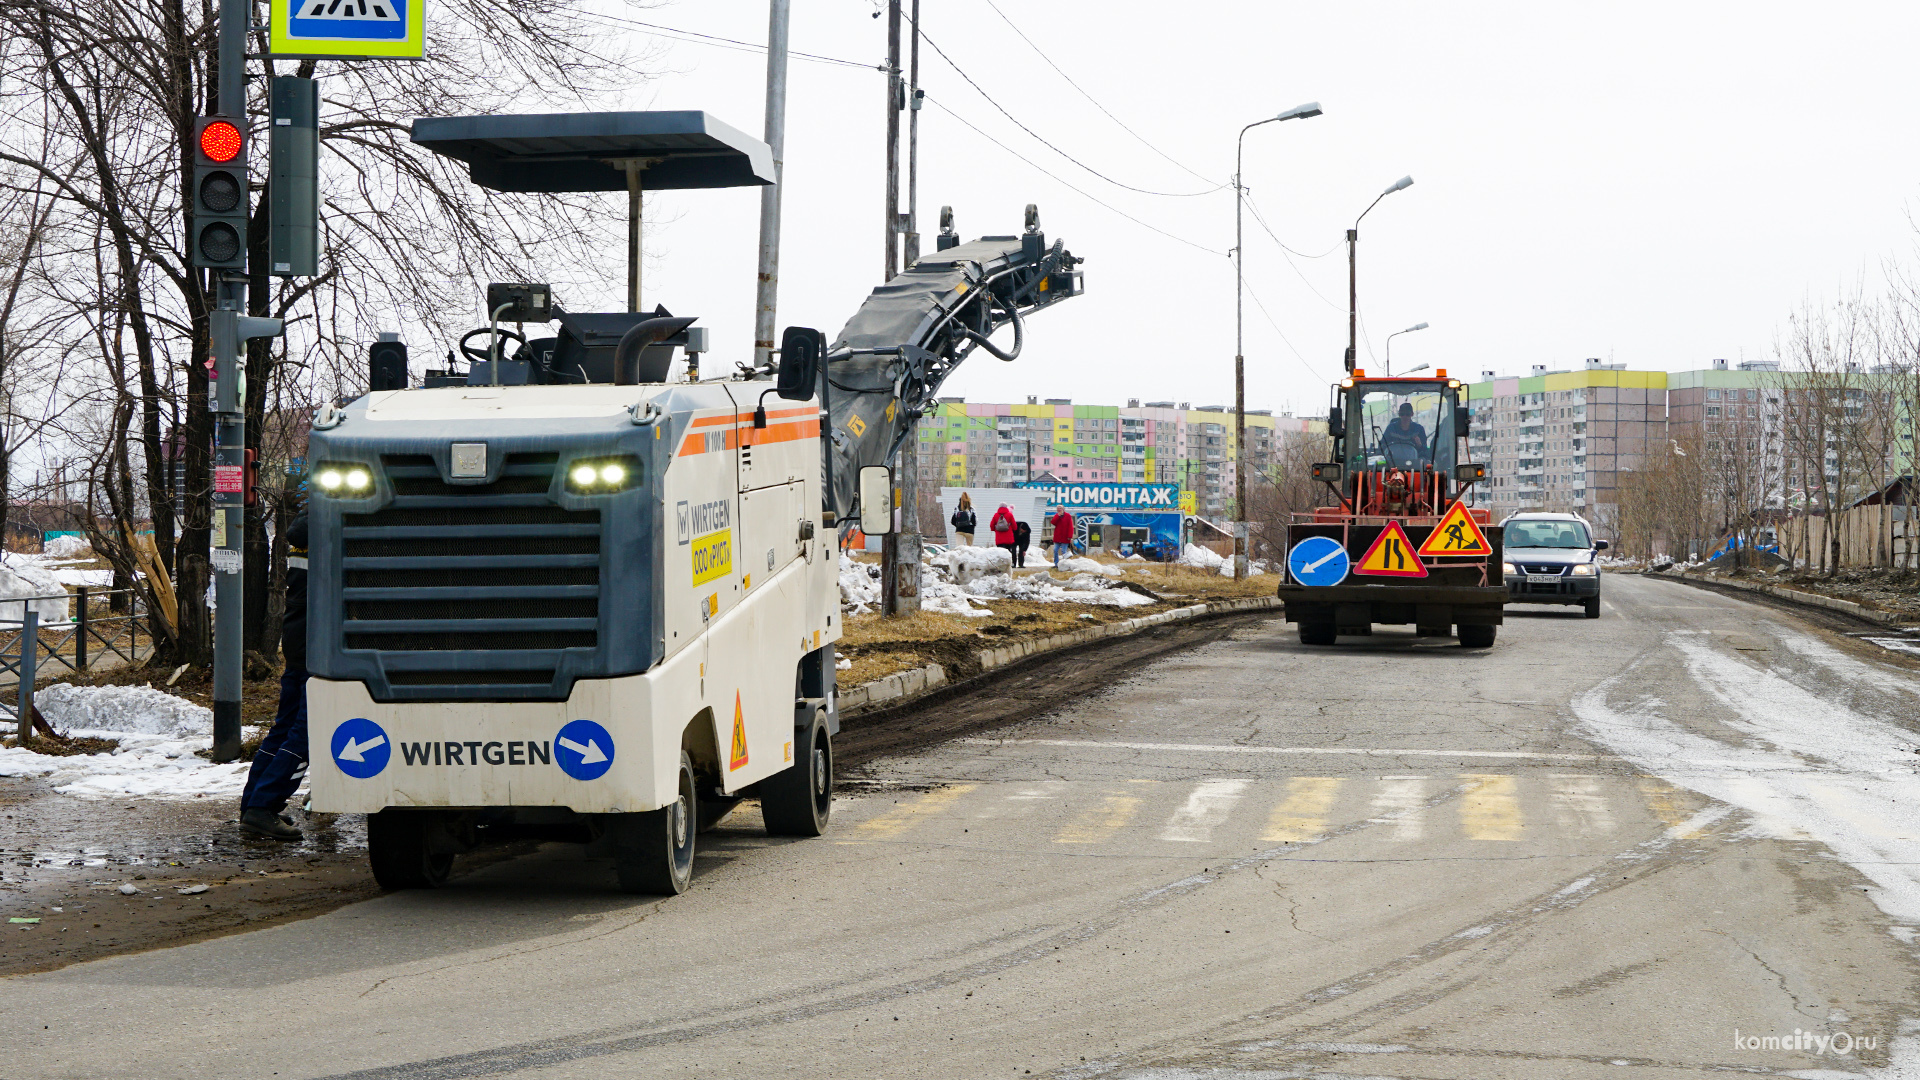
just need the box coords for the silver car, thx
[1500,512,1606,619]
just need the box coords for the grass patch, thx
[0,733,120,756]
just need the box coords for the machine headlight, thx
[565,456,641,493]
[1502,562,1517,575]
[313,462,375,497]
[1571,563,1596,576]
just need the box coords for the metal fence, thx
[0,587,150,683]
[1,610,37,740]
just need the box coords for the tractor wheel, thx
[763,709,833,837]
[613,751,697,895]
[1458,624,1497,648]
[1298,622,1337,646]
[367,809,453,890]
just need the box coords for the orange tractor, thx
[1276,369,1506,647]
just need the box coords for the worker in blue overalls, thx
[239,512,308,841]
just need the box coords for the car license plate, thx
[1526,573,1561,583]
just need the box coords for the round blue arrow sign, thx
[1287,536,1351,587]
[330,717,391,779]
[554,719,616,781]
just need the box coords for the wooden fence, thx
[1778,505,1919,570]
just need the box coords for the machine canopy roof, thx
[410,111,774,194]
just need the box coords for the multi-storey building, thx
[1465,361,1669,527]
[914,397,1323,521]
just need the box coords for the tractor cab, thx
[1319,370,1485,519]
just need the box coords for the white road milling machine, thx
[304,112,1084,893]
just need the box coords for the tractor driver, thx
[1378,401,1428,469]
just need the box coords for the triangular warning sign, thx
[1417,501,1494,558]
[728,692,749,771]
[1355,520,1428,578]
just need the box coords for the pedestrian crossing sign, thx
[270,0,425,59]
[729,692,750,771]
[1416,501,1493,558]
[1354,520,1428,578]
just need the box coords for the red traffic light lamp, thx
[199,119,243,164]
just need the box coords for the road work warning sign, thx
[1417,501,1493,558]
[1355,520,1428,578]
[729,692,749,771]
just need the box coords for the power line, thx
[909,15,1225,199]
[581,12,881,71]
[1243,195,1341,259]
[922,94,1226,256]
[977,0,1219,187]
[1242,278,1331,383]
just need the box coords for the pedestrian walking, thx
[1013,520,1031,568]
[1051,507,1076,569]
[949,492,977,547]
[991,504,1019,565]
[239,512,309,841]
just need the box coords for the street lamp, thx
[1384,321,1428,374]
[1347,175,1413,373]
[1234,100,1322,579]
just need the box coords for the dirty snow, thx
[0,558,70,622]
[840,551,1153,615]
[0,683,254,799]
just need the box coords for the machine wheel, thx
[1584,597,1601,619]
[1298,622,1337,646]
[367,809,453,890]
[613,751,697,895]
[763,709,832,837]
[1459,624,1497,648]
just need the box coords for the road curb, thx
[838,595,1281,716]
[1654,570,1917,627]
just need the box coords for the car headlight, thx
[1571,563,1596,576]
[313,462,375,497]
[565,456,641,493]
[1502,562,1517,575]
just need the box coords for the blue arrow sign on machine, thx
[1287,535,1351,587]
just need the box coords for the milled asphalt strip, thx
[957,738,1613,762]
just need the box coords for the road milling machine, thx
[1275,368,1506,647]
[304,111,1083,893]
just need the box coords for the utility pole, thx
[903,0,922,268]
[880,0,919,614]
[753,0,790,370]
[208,0,249,762]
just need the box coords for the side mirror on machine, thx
[777,326,825,401]
[1454,463,1487,482]
[1326,406,1344,438]
[858,465,894,536]
[1311,462,1342,483]
[1455,406,1470,433]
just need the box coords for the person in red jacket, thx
[990,505,1018,564]
[1050,507,1076,569]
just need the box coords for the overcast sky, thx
[559,1,1920,417]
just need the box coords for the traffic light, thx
[269,77,318,278]
[192,116,248,270]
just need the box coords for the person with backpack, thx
[1050,507,1076,568]
[949,492,977,546]
[991,504,1019,564]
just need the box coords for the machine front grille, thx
[333,453,602,700]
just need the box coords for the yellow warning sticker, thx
[1417,501,1493,558]
[1355,520,1428,578]
[729,692,749,771]
[847,414,867,437]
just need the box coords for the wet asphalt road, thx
[2,574,1918,1079]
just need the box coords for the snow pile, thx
[958,569,1154,608]
[1058,556,1123,578]
[839,560,882,615]
[922,576,994,617]
[37,683,211,737]
[0,559,69,623]
[1178,543,1225,570]
[944,545,1011,586]
[42,534,92,558]
[0,684,250,798]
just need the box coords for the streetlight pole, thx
[1384,321,1428,375]
[1346,175,1413,374]
[1235,101,1321,580]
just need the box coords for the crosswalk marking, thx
[1634,775,1710,836]
[1550,774,1615,836]
[1369,776,1428,841]
[1055,794,1144,844]
[853,784,977,837]
[1160,779,1249,842]
[1262,777,1343,842]
[1459,774,1524,841]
